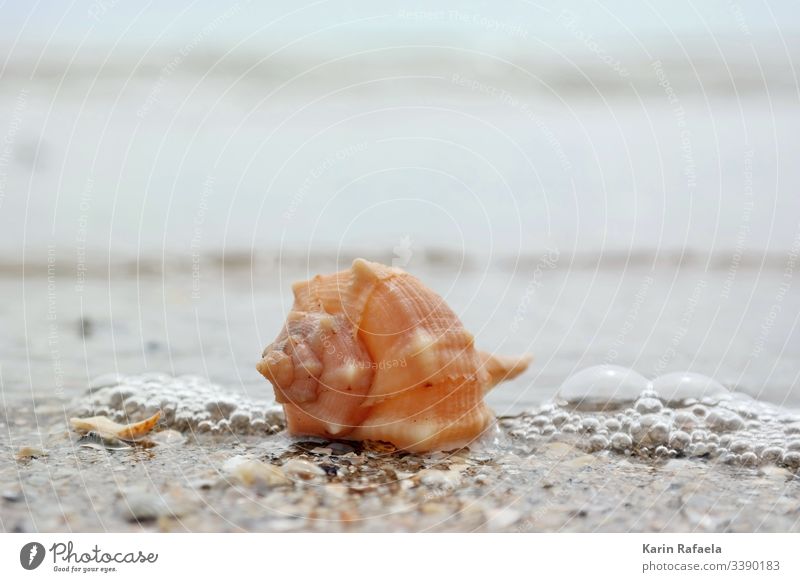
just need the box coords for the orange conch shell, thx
[257,259,531,452]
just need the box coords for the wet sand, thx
[1,258,797,407]
[3,398,800,533]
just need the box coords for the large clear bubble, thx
[651,372,730,404]
[557,365,649,410]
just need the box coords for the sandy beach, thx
[2,259,799,532]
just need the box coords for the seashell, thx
[70,410,161,441]
[257,259,531,452]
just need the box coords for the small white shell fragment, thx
[70,411,161,441]
[281,459,326,479]
[223,456,290,487]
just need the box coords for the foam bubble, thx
[507,366,800,472]
[651,372,729,404]
[557,365,649,410]
[72,369,800,472]
[74,374,284,435]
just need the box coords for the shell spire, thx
[257,258,531,452]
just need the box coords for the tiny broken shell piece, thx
[77,431,133,451]
[70,410,162,442]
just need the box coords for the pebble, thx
[121,492,171,523]
[1,487,22,502]
[16,447,46,460]
[417,468,461,489]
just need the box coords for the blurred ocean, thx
[0,1,798,406]
[0,0,798,267]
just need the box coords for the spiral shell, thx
[257,259,530,452]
